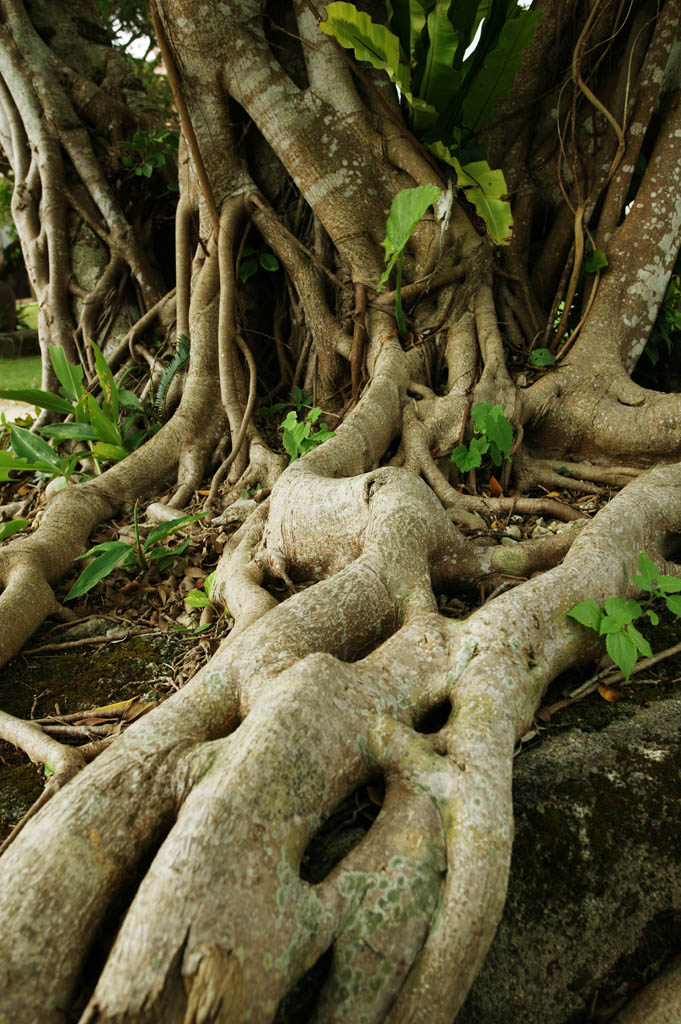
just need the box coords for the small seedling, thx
[65,505,206,601]
[450,402,513,473]
[258,385,312,418]
[281,407,334,462]
[0,339,159,470]
[376,185,441,334]
[185,571,217,609]
[238,246,279,283]
[568,551,681,679]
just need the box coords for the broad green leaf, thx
[528,348,556,367]
[418,2,460,114]
[0,388,73,414]
[10,425,62,472]
[647,609,659,626]
[385,0,428,68]
[626,624,652,659]
[239,255,258,283]
[454,157,513,245]
[460,6,539,133]
[0,450,44,481]
[472,402,512,458]
[91,340,119,423]
[144,513,206,549]
[567,599,603,631]
[380,185,442,261]
[585,248,608,273]
[118,388,145,411]
[91,442,129,463]
[65,543,135,600]
[656,575,681,594]
[635,551,659,586]
[204,571,216,597]
[49,345,84,402]
[605,630,637,680]
[282,410,310,461]
[87,395,122,447]
[185,588,212,608]
[259,252,279,272]
[320,3,412,97]
[40,423,100,442]
[665,594,681,617]
[451,434,488,472]
[0,519,28,541]
[603,597,641,627]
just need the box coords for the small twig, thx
[569,639,681,700]
[20,630,148,655]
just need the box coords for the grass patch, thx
[16,302,38,330]
[0,355,41,389]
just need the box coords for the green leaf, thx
[64,542,135,600]
[418,2,460,114]
[626,624,652,659]
[204,571,216,597]
[380,185,441,263]
[635,551,659,586]
[259,252,279,272]
[567,599,603,632]
[282,410,309,462]
[665,594,681,617]
[385,0,428,77]
[0,388,73,414]
[0,450,44,481]
[186,588,212,608]
[656,575,681,594]
[603,597,641,627]
[40,423,100,442]
[10,425,62,473]
[239,255,258,283]
[606,630,638,680]
[460,7,540,134]
[647,609,659,626]
[49,345,84,402]
[144,513,206,550]
[585,248,608,273]
[91,442,129,463]
[87,394,122,447]
[473,402,513,458]
[453,157,513,246]
[118,388,145,412]
[91,340,119,423]
[149,536,190,567]
[528,348,556,367]
[320,2,415,103]
[0,519,28,541]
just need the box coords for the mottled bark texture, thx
[0,0,681,1020]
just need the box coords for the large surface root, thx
[2,456,681,1022]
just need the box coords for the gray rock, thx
[458,695,681,1023]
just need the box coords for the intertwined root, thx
[2,455,680,1022]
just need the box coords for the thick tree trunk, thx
[0,0,680,1020]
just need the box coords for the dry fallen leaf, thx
[597,683,625,703]
[489,475,503,497]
